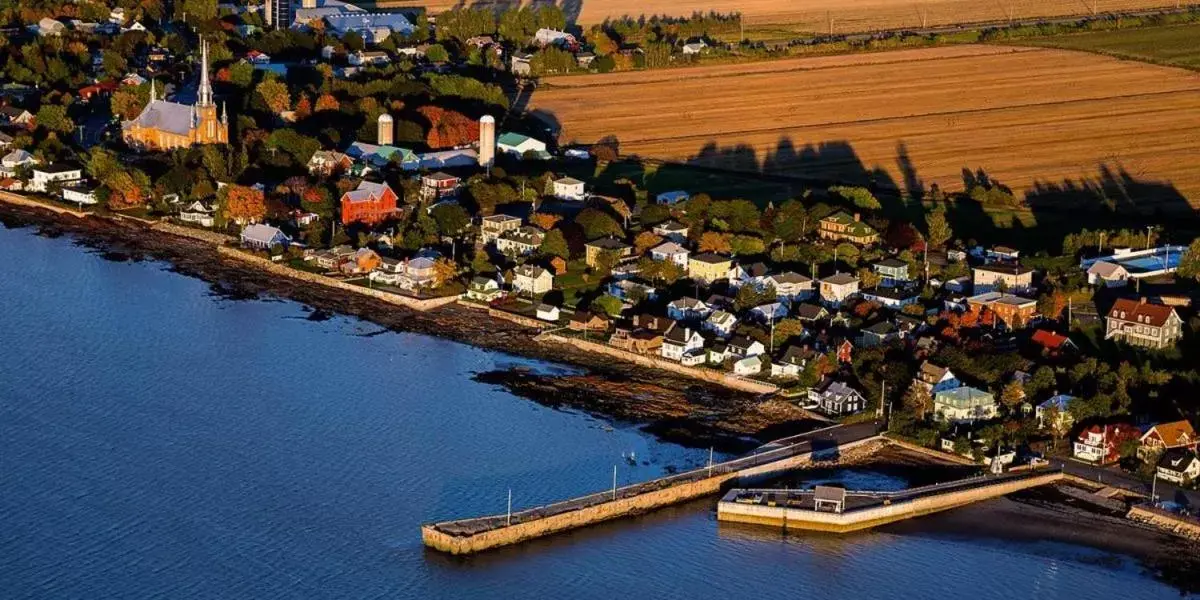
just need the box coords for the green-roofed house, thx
[497,132,550,160]
[933,386,998,424]
[818,211,878,245]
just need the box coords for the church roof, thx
[125,100,195,136]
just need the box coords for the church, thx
[122,39,228,150]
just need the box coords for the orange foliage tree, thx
[698,231,732,253]
[530,212,561,230]
[634,231,664,254]
[314,93,340,112]
[221,184,267,225]
[418,105,479,149]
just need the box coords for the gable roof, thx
[1087,261,1128,278]
[1142,420,1197,448]
[821,273,859,286]
[241,224,287,244]
[1107,298,1177,327]
[795,303,828,320]
[1031,329,1071,350]
[651,241,688,255]
[126,100,195,136]
[821,211,876,236]
[690,252,731,264]
[1157,448,1199,473]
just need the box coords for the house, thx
[569,310,609,333]
[1031,329,1076,356]
[1104,298,1184,350]
[421,172,461,202]
[704,310,738,338]
[861,286,920,309]
[1036,395,1075,431]
[650,241,689,267]
[933,386,997,423]
[178,200,217,227]
[707,342,731,365]
[656,190,689,205]
[308,245,355,270]
[28,163,83,192]
[763,272,814,304]
[497,132,549,159]
[480,214,522,244]
[818,211,878,245]
[819,273,860,307]
[307,150,353,176]
[536,304,561,322]
[770,346,809,379]
[533,28,577,48]
[510,51,533,76]
[496,227,544,256]
[661,323,706,365]
[352,248,384,276]
[652,220,688,242]
[585,238,634,268]
[552,176,586,201]
[240,224,289,250]
[873,258,910,286]
[608,279,656,302]
[836,339,853,363]
[466,277,503,302]
[795,303,830,323]
[324,13,415,44]
[986,245,1021,263]
[967,292,1038,329]
[1156,449,1200,485]
[915,361,960,393]
[340,180,398,225]
[730,262,770,289]
[348,50,390,66]
[37,17,66,36]
[609,327,662,353]
[60,182,99,206]
[0,131,12,150]
[682,40,708,55]
[246,50,272,64]
[1073,424,1139,464]
[667,297,710,321]
[808,379,867,416]
[688,253,733,283]
[972,263,1034,294]
[0,106,34,127]
[733,355,763,376]
[1139,420,1198,461]
[860,321,900,347]
[1087,261,1132,287]
[728,335,766,358]
[575,52,596,68]
[512,264,553,295]
[750,302,788,324]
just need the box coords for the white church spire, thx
[198,38,213,108]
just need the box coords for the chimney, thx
[853,212,861,222]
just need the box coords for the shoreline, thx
[0,199,813,451]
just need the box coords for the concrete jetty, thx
[717,468,1064,533]
[421,423,883,554]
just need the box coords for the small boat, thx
[623,451,637,465]
[602,425,614,433]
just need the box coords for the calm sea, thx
[0,224,1178,599]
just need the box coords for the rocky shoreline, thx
[0,201,813,451]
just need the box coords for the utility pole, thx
[708,447,714,477]
[612,465,617,500]
[507,488,512,525]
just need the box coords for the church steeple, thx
[198,38,213,108]
[221,101,228,124]
[149,78,157,103]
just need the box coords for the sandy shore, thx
[0,201,816,450]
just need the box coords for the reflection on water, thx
[0,225,1180,600]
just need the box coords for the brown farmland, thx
[380,0,1179,30]
[529,45,1200,210]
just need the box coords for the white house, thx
[650,241,689,267]
[0,149,36,177]
[1157,449,1200,485]
[29,163,83,192]
[1036,394,1076,431]
[763,272,813,304]
[552,176,586,201]
[60,183,98,206]
[466,277,503,302]
[667,297,710,321]
[682,40,708,55]
[513,264,553,295]
[819,273,860,307]
[656,190,689,205]
[933,386,998,423]
[703,310,738,338]
[916,361,960,393]
[733,355,763,376]
[1087,261,1131,287]
[348,50,390,66]
[728,335,765,358]
[652,220,689,243]
[536,304,561,322]
[771,346,808,379]
[240,224,289,249]
[661,323,706,365]
[750,302,788,324]
[808,379,866,416]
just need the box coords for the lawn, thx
[1015,23,1200,70]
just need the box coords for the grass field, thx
[529,44,1200,212]
[380,0,1181,31]
[1015,22,1200,69]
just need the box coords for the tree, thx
[925,207,952,248]
[425,43,449,63]
[530,212,561,230]
[1178,238,1200,281]
[634,231,664,254]
[772,318,805,348]
[255,78,291,114]
[294,94,312,119]
[698,231,731,254]
[1027,366,1057,398]
[592,249,621,275]
[314,93,340,112]
[575,207,623,240]
[539,229,569,258]
[219,184,267,226]
[431,258,459,288]
[591,294,624,317]
[430,203,470,236]
[772,199,810,243]
[902,383,933,421]
[829,185,881,211]
[36,105,73,134]
[999,380,1025,412]
[730,235,765,256]
[418,105,479,149]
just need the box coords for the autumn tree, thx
[36,105,73,134]
[255,78,291,114]
[418,105,479,149]
[219,184,267,226]
[999,380,1026,412]
[698,231,732,254]
[431,258,459,288]
[634,231,664,254]
[530,212,561,230]
[314,93,340,112]
[294,94,312,119]
[902,383,933,421]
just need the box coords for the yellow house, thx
[688,253,732,283]
[585,237,633,268]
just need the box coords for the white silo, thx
[377,113,394,145]
[478,114,495,167]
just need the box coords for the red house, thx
[340,181,398,225]
[1031,329,1075,357]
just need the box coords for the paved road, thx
[1052,457,1200,508]
[757,420,883,453]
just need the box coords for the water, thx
[0,225,1180,599]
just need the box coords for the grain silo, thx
[377,113,394,145]
[478,115,495,167]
